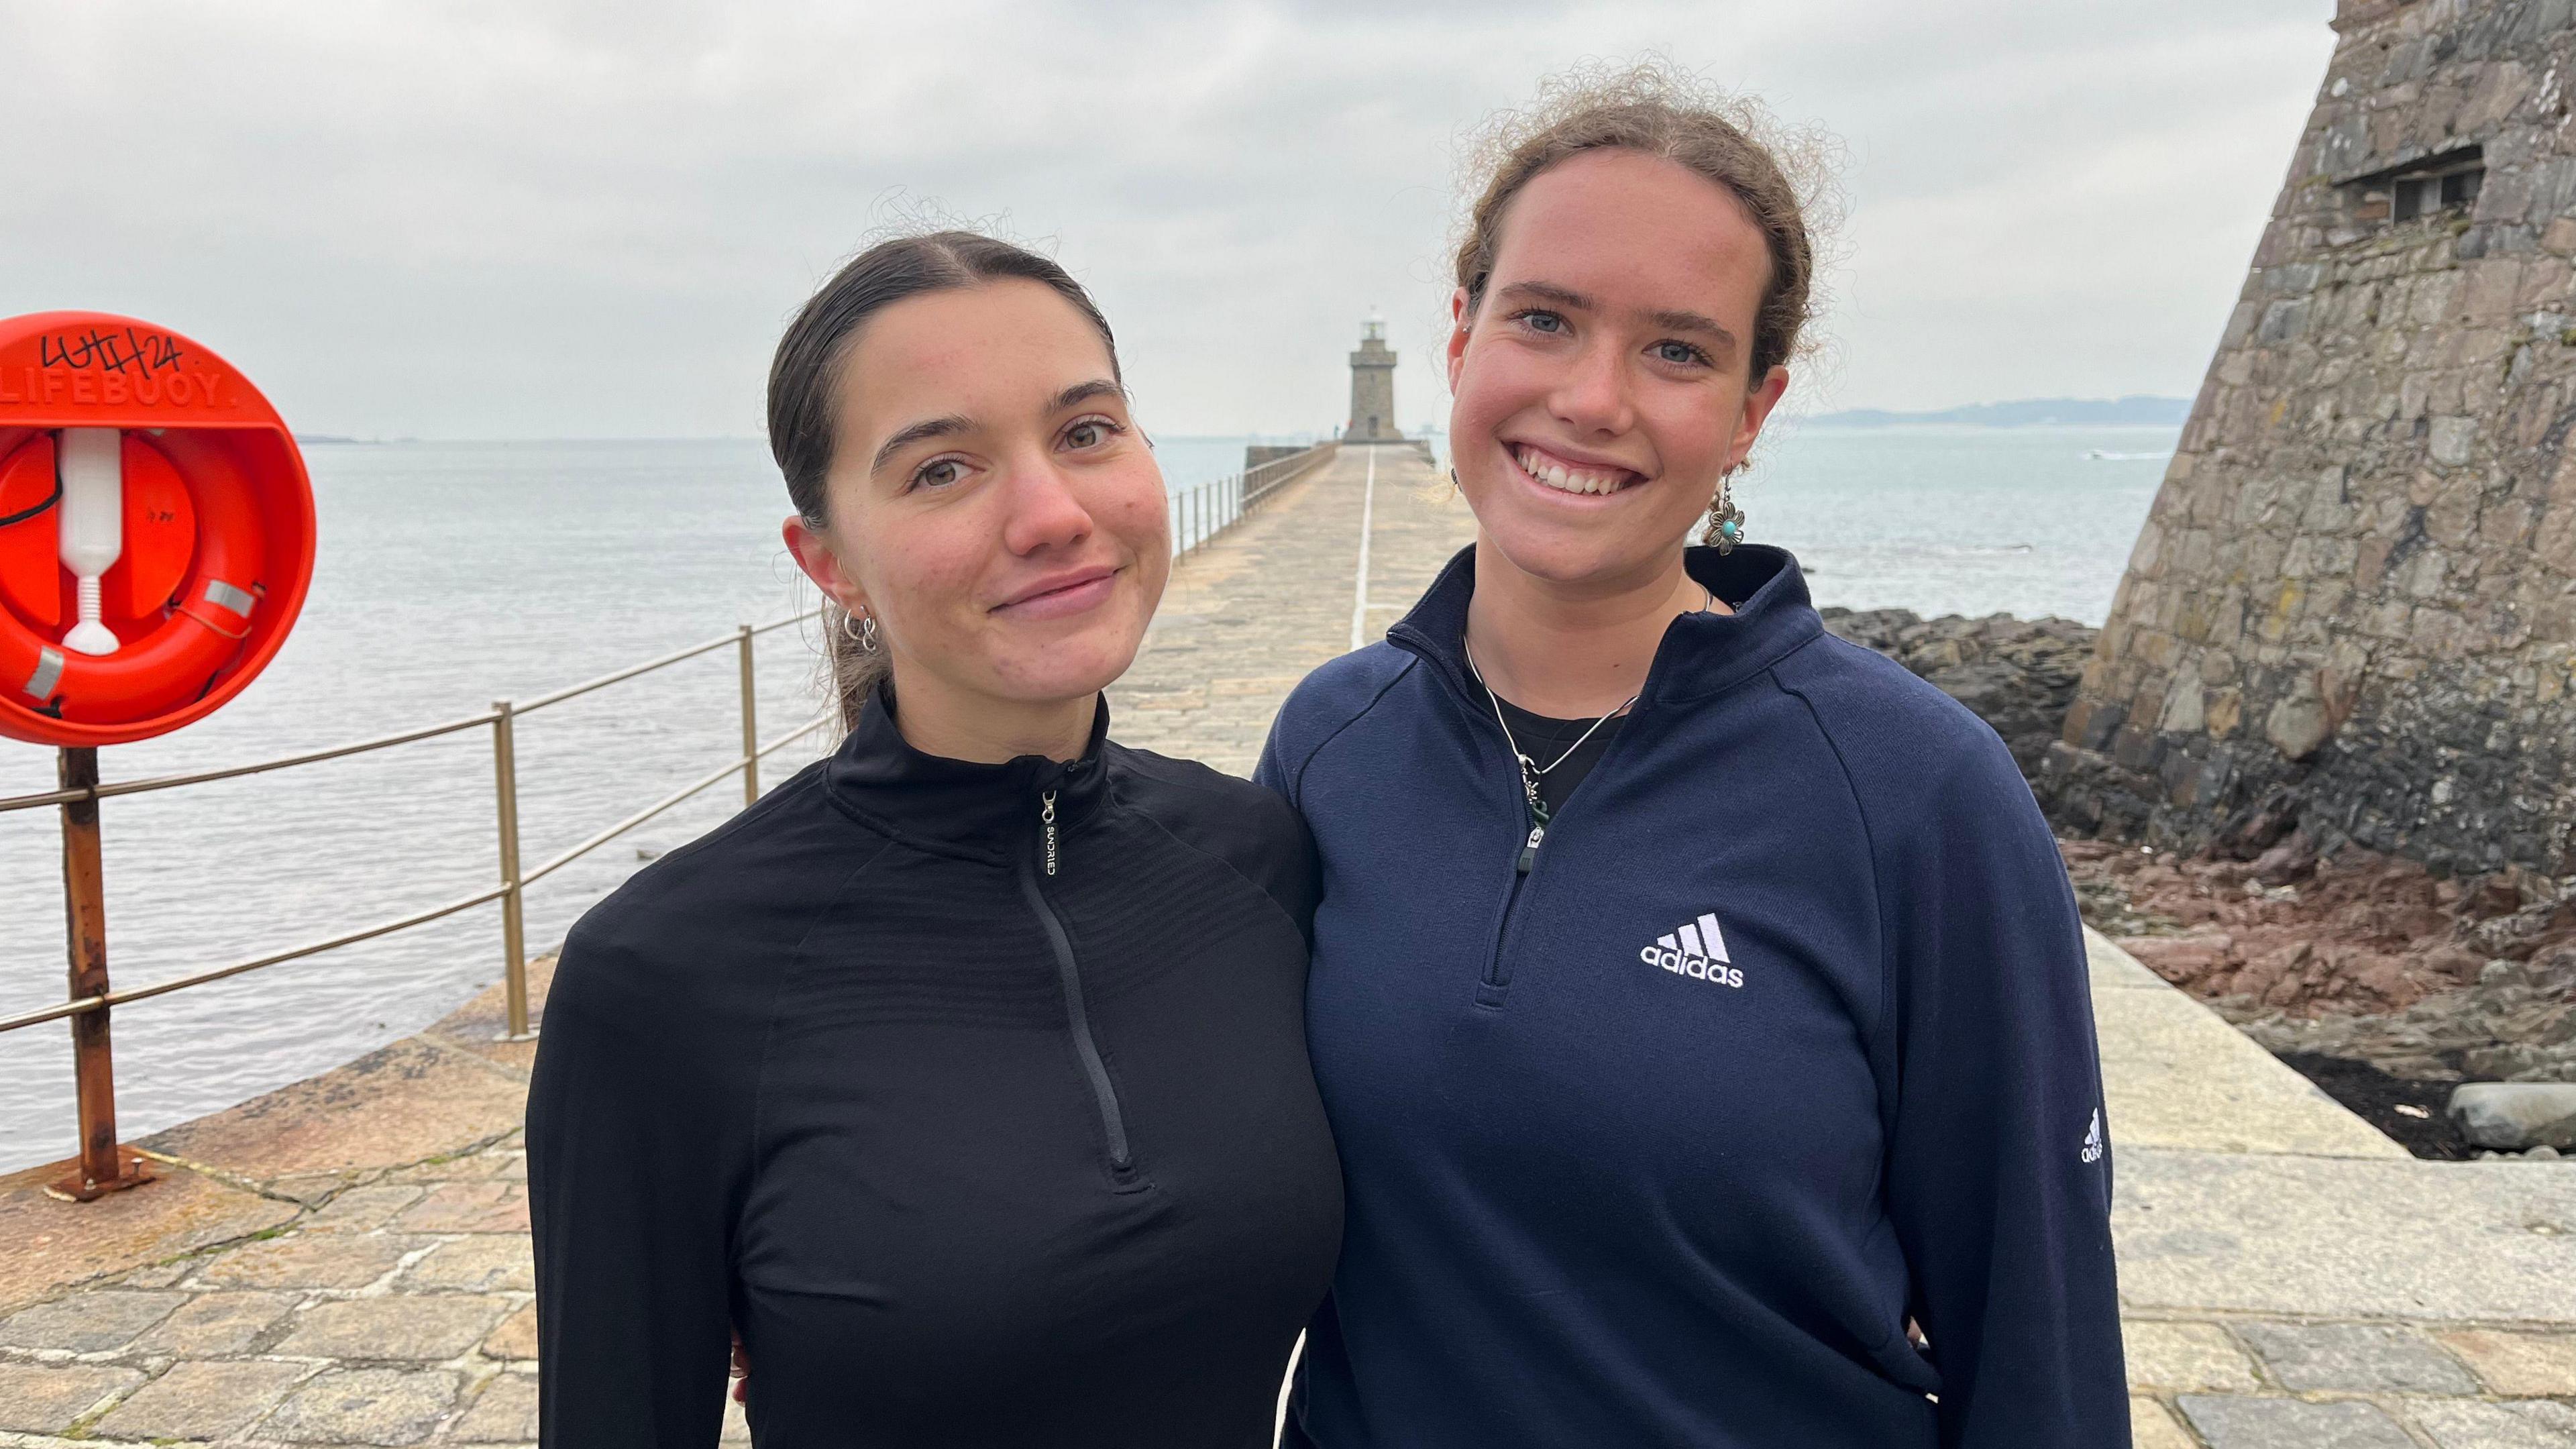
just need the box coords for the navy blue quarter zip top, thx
[1258,544,2126,1448]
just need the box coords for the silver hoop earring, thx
[842,608,879,655]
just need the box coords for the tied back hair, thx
[767,228,1122,734]
[1450,58,1843,543]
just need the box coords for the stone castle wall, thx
[2048,0,2576,877]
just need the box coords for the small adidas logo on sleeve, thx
[1639,912,1744,988]
[2080,1108,2106,1164]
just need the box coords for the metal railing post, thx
[492,700,532,1042]
[737,625,760,808]
[52,746,151,1200]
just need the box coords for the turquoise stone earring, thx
[1710,472,1746,555]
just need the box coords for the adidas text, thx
[1642,912,1742,988]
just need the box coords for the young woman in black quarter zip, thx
[525,231,1342,1448]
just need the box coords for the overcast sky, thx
[2,1,2337,440]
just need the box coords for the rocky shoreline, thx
[1833,606,2576,1161]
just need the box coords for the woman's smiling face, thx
[1447,147,1788,590]
[796,278,1170,712]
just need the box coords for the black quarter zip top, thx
[526,685,1342,1448]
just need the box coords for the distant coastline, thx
[1803,396,2189,429]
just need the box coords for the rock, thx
[2529,1144,2563,1159]
[2409,945,2481,985]
[2468,872,2529,918]
[2121,932,2235,986]
[2379,1055,2457,1080]
[2447,1082,2576,1150]
[2236,940,2312,1001]
[2263,678,2336,761]
[2253,830,2320,885]
[2465,1043,2556,1079]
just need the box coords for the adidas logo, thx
[1640,912,1743,988]
[2080,1108,2106,1164]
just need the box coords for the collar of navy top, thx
[1387,542,1827,716]
[822,678,1115,864]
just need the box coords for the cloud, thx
[0,0,2337,437]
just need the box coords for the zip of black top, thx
[1019,789,1136,1176]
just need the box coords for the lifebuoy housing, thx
[0,313,315,747]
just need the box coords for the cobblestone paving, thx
[0,967,745,1449]
[2123,1315,2576,1447]
[5,442,2571,1446]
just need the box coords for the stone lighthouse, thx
[1342,313,1404,444]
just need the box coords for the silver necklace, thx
[1465,641,1633,825]
[1464,583,1713,838]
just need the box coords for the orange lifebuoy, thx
[0,312,315,748]
[0,429,268,725]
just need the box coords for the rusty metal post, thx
[737,625,760,808]
[52,747,152,1201]
[492,702,532,1042]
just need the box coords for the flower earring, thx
[1709,470,1746,555]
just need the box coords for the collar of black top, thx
[822,678,1114,863]
[1387,543,1825,713]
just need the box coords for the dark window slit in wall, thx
[2343,146,2484,227]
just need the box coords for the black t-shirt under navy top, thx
[1489,692,1625,822]
[1259,543,2125,1448]
[527,688,1341,1448]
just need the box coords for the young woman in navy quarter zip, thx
[527,232,1340,1448]
[1260,66,2127,1448]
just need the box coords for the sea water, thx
[0,425,2169,1171]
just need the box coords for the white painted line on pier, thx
[1349,448,1377,652]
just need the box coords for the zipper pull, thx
[1040,790,1060,876]
[1516,824,1543,875]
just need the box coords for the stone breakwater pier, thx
[0,447,2571,1447]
